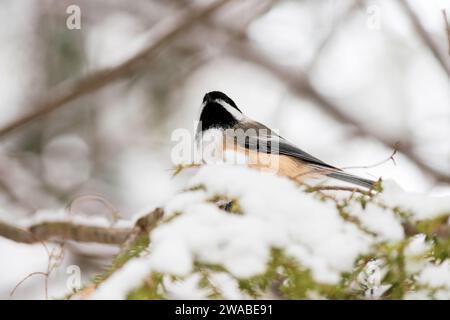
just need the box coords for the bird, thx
[195,91,375,189]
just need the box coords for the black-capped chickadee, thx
[195,91,375,189]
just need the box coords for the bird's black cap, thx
[199,91,242,131]
[203,91,240,111]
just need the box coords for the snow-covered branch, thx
[0,208,163,245]
[65,165,450,300]
[0,220,130,244]
[2,165,450,300]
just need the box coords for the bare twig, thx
[0,0,233,139]
[9,239,53,299]
[342,147,398,170]
[67,195,122,225]
[306,185,372,195]
[443,10,450,56]
[9,272,48,299]
[397,0,450,80]
[172,163,202,177]
[9,243,66,300]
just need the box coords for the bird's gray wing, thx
[276,140,337,169]
[231,120,337,169]
[230,119,376,188]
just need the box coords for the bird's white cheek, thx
[196,129,250,165]
[196,129,225,164]
[222,149,249,166]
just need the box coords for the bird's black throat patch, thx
[199,102,238,131]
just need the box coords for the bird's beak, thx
[203,93,213,104]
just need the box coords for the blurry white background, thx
[0,0,449,299]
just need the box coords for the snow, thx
[404,234,431,257]
[90,254,153,300]
[6,163,450,300]
[404,234,433,274]
[380,180,450,220]
[347,202,404,242]
[0,238,50,299]
[404,290,431,300]
[91,164,372,298]
[149,229,194,276]
[417,260,450,288]
[163,190,207,218]
[92,251,245,300]
[90,164,450,299]
[356,259,391,299]
[151,202,278,278]
[189,165,373,276]
[19,208,133,229]
[433,289,450,300]
[208,272,245,299]
[164,274,209,300]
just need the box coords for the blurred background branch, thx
[397,0,450,80]
[444,9,450,56]
[0,0,233,138]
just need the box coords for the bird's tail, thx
[326,171,375,189]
